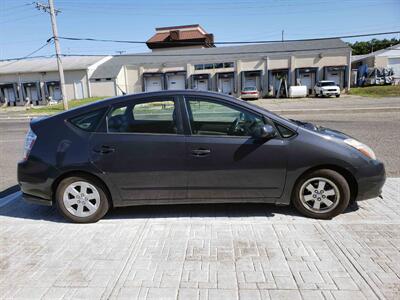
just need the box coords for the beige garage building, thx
[0,56,110,106]
[91,37,351,98]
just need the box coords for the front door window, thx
[186,98,264,137]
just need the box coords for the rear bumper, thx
[18,159,55,202]
[22,193,52,206]
[241,94,259,99]
[355,160,386,201]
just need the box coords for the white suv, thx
[314,81,340,98]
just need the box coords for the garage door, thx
[326,72,340,85]
[195,79,208,91]
[167,75,185,90]
[74,81,84,99]
[221,78,233,94]
[244,77,257,88]
[299,73,316,95]
[145,76,163,92]
[49,85,62,101]
[388,58,400,76]
[5,87,16,102]
[26,86,39,101]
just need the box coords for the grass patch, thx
[349,85,400,97]
[25,97,107,114]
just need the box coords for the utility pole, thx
[35,0,68,110]
[281,30,284,42]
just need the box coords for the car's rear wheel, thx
[56,176,110,223]
[292,169,350,219]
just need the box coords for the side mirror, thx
[252,124,277,140]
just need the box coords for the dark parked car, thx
[18,91,385,223]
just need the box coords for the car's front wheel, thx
[292,169,350,219]
[56,175,110,223]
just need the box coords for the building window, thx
[194,64,204,70]
[194,62,235,71]
[95,79,101,82]
[106,78,112,81]
[224,62,234,68]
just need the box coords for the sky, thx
[1,0,400,60]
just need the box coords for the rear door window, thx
[107,98,179,134]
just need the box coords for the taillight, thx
[23,128,37,160]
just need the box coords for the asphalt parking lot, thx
[0,104,399,299]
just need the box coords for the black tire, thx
[55,175,110,223]
[292,169,350,219]
[336,94,340,98]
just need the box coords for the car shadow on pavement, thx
[0,195,359,223]
[0,184,20,198]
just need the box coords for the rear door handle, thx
[93,145,115,154]
[191,148,211,157]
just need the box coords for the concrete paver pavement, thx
[0,178,399,300]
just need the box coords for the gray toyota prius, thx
[18,90,385,223]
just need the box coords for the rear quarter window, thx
[69,108,107,132]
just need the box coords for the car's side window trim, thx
[182,95,275,139]
[105,95,184,136]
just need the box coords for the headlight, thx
[344,138,376,160]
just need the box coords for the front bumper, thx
[321,90,340,96]
[355,160,386,201]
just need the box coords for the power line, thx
[0,13,43,24]
[1,31,398,61]
[0,41,52,67]
[57,1,398,17]
[0,2,33,13]
[60,46,352,57]
[57,30,400,46]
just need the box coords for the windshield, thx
[320,81,336,86]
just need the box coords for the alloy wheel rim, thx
[63,181,100,217]
[299,177,340,213]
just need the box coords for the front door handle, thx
[93,145,115,154]
[191,148,211,157]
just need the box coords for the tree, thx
[347,38,399,55]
